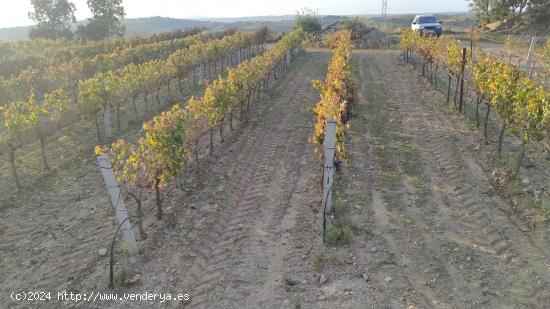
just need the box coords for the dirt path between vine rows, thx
[299,49,550,308]
[82,49,330,309]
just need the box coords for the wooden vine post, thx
[97,155,138,257]
[458,48,467,113]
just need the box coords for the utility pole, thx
[381,0,388,32]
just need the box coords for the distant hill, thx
[0,17,227,41]
[194,15,296,23]
[0,26,33,41]
[123,17,225,35]
[0,15,355,41]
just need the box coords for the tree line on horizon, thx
[468,0,550,30]
[28,0,125,41]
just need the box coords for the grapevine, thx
[312,29,357,161]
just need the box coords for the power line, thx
[381,0,388,31]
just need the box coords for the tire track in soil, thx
[382,50,550,307]
[225,51,327,309]
[329,50,550,309]
[0,164,115,309]
[357,51,443,308]
[181,121,288,309]
[89,52,318,309]
[352,50,473,308]
[151,51,329,309]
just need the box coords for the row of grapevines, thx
[401,29,465,77]
[1,30,266,188]
[100,29,304,226]
[78,30,266,140]
[312,29,357,161]
[401,30,550,176]
[0,28,204,79]
[472,50,550,173]
[0,30,224,106]
[1,90,70,188]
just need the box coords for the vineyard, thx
[0,28,268,191]
[402,30,550,169]
[100,29,304,229]
[401,30,550,223]
[3,10,550,309]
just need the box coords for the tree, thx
[468,0,529,24]
[295,8,322,34]
[528,0,550,30]
[468,0,548,29]
[512,0,530,16]
[469,0,490,23]
[78,0,125,40]
[29,0,76,39]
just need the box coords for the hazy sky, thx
[0,0,470,28]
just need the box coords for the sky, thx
[0,0,470,28]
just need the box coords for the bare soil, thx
[317,50,550,308]
[3,49,550,309]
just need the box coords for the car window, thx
[419,16,437,23]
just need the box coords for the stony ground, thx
[3,49,550,309]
